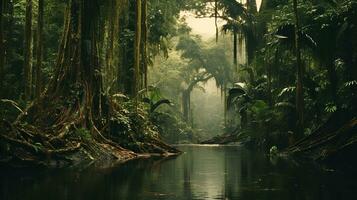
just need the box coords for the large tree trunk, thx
[0,0,179,167]
[34,0,44,99]
[293,0,304,136]
[24,0,33,101]
[103,0,120,94]
[47,0,102,128]
[118,1,137,97]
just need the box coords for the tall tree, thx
[182,74,213,122]
[215,0,218,43]
[35,0,44,98]
[220,1,246,67]
[24,0,33,101]
[118,1,139,97]
[141,0,148,90]
[48,0,103,128]
[0,0,5,96]
[293,0,304,136]
[233,30,238,66]
[133,0,142,98]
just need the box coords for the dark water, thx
[1,145,357,200]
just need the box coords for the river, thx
[1,145,356,200]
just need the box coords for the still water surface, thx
[1,145,356,200]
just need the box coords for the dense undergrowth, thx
[0,93,180,168]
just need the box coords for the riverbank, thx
[2,145,356,200]
[0,97,181,168]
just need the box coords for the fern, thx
[325,103,337,113]
[278,87,295,98]
[344,80,357,88]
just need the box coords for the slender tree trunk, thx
[233,31,238,68]
[118,1,130,94]
[104,0,118,94]
[24,0,33,101]
[182,90,192,123]
[35,0,44,99]
[224,84,227,128]
[133,0,142,97]
[0,0,5,96]
[141,0,148,90]
[182,75,213,123]
[293,0,304,136]
[215,0,218,43]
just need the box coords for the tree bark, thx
[48,0,102,125]
[24,0,33,101]
[182,74,213,122]
[35,0,44,99]
[293,0,304,136]
[133,0,142,97]
[224,83,227,127]
[118,1,130,94]
[141,0,148,90]
[182,90,190,122]
[104,0,120,94]
[233,31,238,68]
[215,0,218,43]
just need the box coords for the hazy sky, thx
[184,0,262,40]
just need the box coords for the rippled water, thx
[1,145,357,200]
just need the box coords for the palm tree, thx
[219,0,247,66]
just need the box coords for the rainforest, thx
[0,0,356,199]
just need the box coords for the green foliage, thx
[76,128,92,141]
[223,0,357,149]
[33,142,44,153]
[325,103,337,113]
[142,86,173,113]
[269,145,278,155]
[146,86,164,103]
[1,0,64,99]
[176,32,233,89]
[1,0,356,151]
[151,112,195,144]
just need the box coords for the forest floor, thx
[0,96,181,168]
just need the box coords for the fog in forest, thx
[1,1,357,199]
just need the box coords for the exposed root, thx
[0,94,179,168]
[285,114,357,164]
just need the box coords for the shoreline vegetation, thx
[1,0,356,169]
[0,97,181,168]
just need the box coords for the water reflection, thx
[1,145,357,200]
